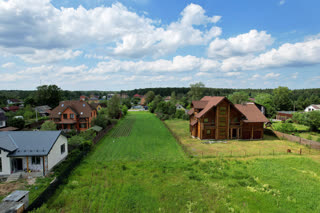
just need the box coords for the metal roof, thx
[0,131,62,157]
[0,134,18,152]
[3,190,29,202]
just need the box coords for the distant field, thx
[165,119,320,158]
[34,113,320,212]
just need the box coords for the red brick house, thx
[275,111,295,121]
[50,100,97,132]
[188,96,269,140]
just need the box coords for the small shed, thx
[0,190,29,213]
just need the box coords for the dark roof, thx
[3,190,29,202]
[35,105,52,114]
[89,103,101,109]
[235,103,269,123]
[2,106,19,112]
[277,111,296,114]
[50,100,96,119]
[0,131,62,156]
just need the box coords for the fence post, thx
[300,148,302,155]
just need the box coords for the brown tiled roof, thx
[192,101,208,109]
[187,108,194,115]
[89,103,100,109]
[50,100,95,118]
[0,127,19,131]
[235,103,269,123]
[195,96,226,118]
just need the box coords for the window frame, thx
[61,144,66,154]
[32,156,41,165]
[63,114,68,119]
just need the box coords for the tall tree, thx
[273,86,292,111]
[170,91,176,104]
[107,95,121,118]
[228,91,249,104]
[36,85,62,108]
[255,93,276,117]
[145,91,155,104]
[40,120,57,131]
[188,82,205,101]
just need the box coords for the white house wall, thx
[305,106,319,112]
[23,156,48,173]
[0,120,5,128]
[0,150,11,175]
[47,135,68,170]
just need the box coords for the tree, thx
[122,98,132,109]
[91,114,110,129]
[188,82,205,101]
[36,85,62,108]
[40,120,57,131]
[132,97,140,105]
[170,91,177,104]
[148,95,162,113]
[122,105,128,116]
[228,92,249,104]
[255,93,276,118]
[273,86,292,111]
[297,111,320,132]
[145,91,155,104]
[8,118,25,129]
[107,95,121,118]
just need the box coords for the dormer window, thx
[58,112,61,115]
[81,112,83,115]
[61,104,64,107]
[83,104,85,107]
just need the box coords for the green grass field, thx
[165,119,320,158]
[33,112,320,212]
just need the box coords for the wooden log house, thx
[188,96,269,140]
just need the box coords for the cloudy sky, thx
[0,0,319,90]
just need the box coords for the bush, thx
[307,135,312,140]
[273,123,296,133]
[91,114,110,129]
[8,118,25,129]
[40,120,57,131]
[285,119,293,123]
[175,109,185,119]
[122,105,128,116]
[317,137,320,142]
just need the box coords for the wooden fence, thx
[92,124,115,144]
[272,130,320,150]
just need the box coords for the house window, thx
[0,157,2,172]
[32,156,41,165]
[204,118,209,123]
[80,123,87,128]
[220,106,226,115]
[61,144,65,154]
[206,129,211,135]
[70,114,74,119]
[63,114,68,119]
[219,122,226,127]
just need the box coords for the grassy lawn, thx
[165,119,320,158]
[272,121,320,141]
[33,112,320,212]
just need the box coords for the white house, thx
[0,109,6,128]
[175,104,185,111]
[0,131,68,176]
[305,104,320,112]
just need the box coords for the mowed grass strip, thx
[165,119,320,158]
[92,112,185,161]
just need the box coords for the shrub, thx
[91,114,110,129]
[307,135,312,140]
[8,118,25,129]
[317,137,320,142]
[273,123,296,133]
[285,119,293,123]
[40,120,57,131]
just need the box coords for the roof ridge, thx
[8,134,18,149]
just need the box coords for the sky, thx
[0,0,319,91]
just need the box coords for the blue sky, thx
[0,0,319,90]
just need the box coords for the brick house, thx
[50,100,97,132]
[188,96,269,140]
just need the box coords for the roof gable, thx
[195,96,226,118]
[50,100,95,118]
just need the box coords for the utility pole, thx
[35,109,38,122]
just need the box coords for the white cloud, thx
[18,49,82,63]
[265,72,280,79]
[226,72,241,76]
[292,72,298,79]
[280,0,286,5]
[180,76,192,81]
[208,30,274,59]
[0,1,221,60]
[1,62,15,68]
